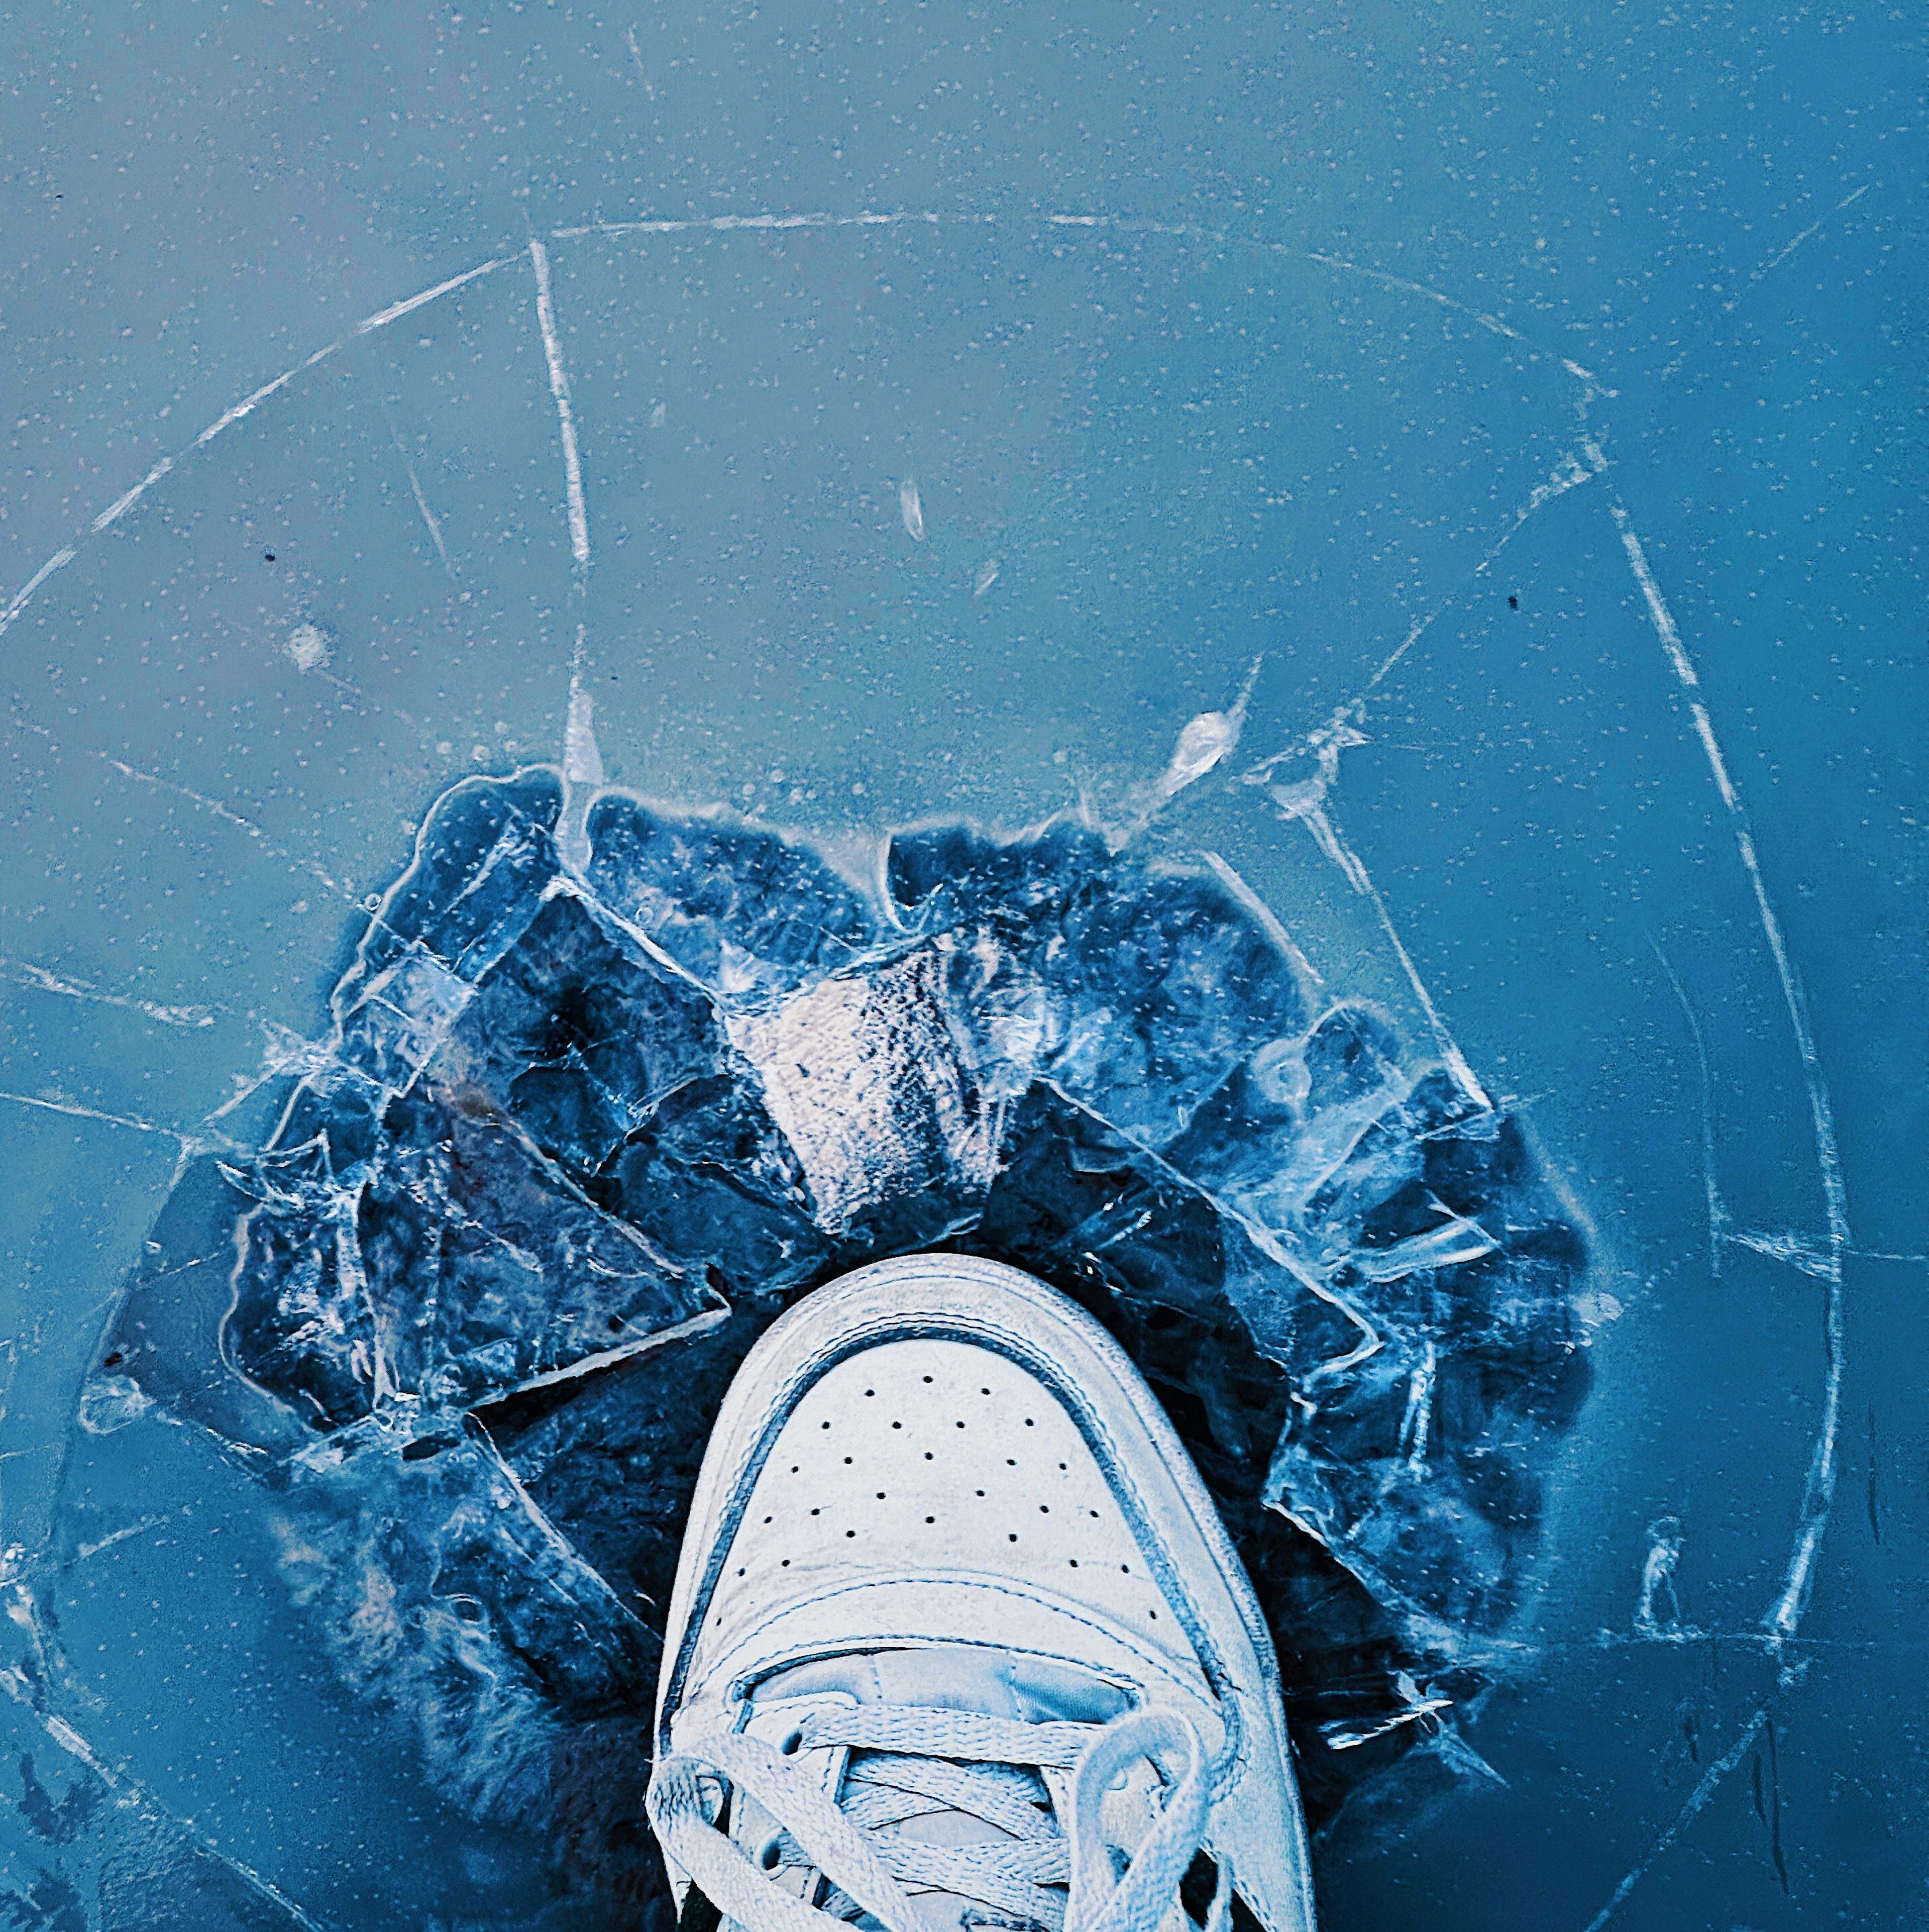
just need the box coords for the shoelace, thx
[649,1704,1230,1932]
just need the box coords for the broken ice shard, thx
[94,765,1594,1898]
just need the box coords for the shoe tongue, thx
[754,1646,1128,1725]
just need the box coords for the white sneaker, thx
[647,1254,1317,1932]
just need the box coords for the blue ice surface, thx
[1,4,1924,1929]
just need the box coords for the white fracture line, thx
[528,239,590,569]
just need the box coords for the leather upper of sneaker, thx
[671,1335,1227,1747]
[652,1257,1316,1932]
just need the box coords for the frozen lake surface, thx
[1,8,1923,1928]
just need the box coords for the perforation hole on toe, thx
[711,1338,1180,1640]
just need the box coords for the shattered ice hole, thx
[900,477,926,541]
[284,621,334,673]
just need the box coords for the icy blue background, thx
[1,4,1924,1927]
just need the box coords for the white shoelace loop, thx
[649,1704,1224,1932]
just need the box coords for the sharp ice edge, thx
[0,955,217,1029]
[528,239,591,570]
[1038,1079,1383,1380]
[473,1301,730,1405]
[1320,1673,1455,1752]
[1258,734,1491,1113]
[1609,496,1848,1647]
[1196,850,1325,998]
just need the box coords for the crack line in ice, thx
[0,256,510,650]
[1579,1703,1771,1932]
[0,547,76,641]
[70,1515,170,1563]
[1249,718,1492,1112]
[193,344,339,451]
[1609,496,1848,1642]
[0,207,1587,661]
[0,1089,203,1150]
[556,206,1597,389]
[1570,497,1849,1929]
[12,699,425,964]
[0,956,218,1030]
[1365,442,1609,699]
[551,209,946,239]
[1301,247,1592,375]
[1648,936,1726,1276]
[1038,212,1597,386]
[1195,850,1325,999]
[1724,1227,1839,1281]
[1731,183,1872,308]
[90,455,175,533]
[1040,1079,1383,1380]
[98,755,355,901]
[382,399,458,583]
[356,255,514,335]
[1657,183,1875,382]
[457,1416,660,1638]
[528,238,591,571]
[0,1658,328,1931]
[1230,442,1613,1073]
